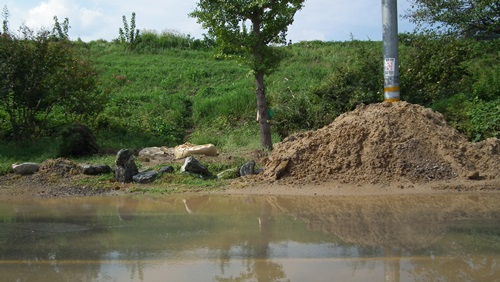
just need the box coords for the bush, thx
[400,33,475,104]
[270,40,382,136]
[0,25,102,142]
[58,123,99,157]
[432,95,500,141]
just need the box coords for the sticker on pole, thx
[384,58,395,76]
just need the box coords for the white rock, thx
[12,162,40,175]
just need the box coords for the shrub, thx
[58,123,99,157]
[399,32,473,104]
[0,24,102,142]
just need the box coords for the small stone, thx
[158,166,175,175]
[467,171,481,180]
[133,170,158,184]
[12,163,40,175]
[81,164,112,175]
[181,157,211,176]
[240,160,256,176]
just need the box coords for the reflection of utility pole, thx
[382,0,400,102]
[384,247,401,282]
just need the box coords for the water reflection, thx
[0,193,499,281]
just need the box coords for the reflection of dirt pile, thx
[268,194,500,250]
[264,102,500,184]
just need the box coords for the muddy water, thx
[0,193,499,282]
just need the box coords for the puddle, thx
[0,193,499,281]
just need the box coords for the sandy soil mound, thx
[263,102,500,185]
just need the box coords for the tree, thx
[2,5,9,35]
[51,16,70,40]
[190,0,305,150]
[405,0,500,39]
[118,12,140,49]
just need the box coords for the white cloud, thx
[25,0,70,28]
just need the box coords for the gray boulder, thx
[239,160,256,176]
[114,149,139,183]
[81,164,112,175]
[12,162,40,175]
[133,170,158,184]
[158,166,175,175]
[181,157,211,176]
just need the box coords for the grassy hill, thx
[0,35,498,175]
[87,40,384,151]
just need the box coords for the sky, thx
[0,0,416,42]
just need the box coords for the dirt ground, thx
[1,102,499,200]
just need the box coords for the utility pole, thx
[382,0,400,102]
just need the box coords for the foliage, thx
[2,5,9,35]
[399,32,472,104]
[405,0,500,39]
[465,99,500,140]
[432,95,500,141]
[51,16,70,41]
[191,0,303,72]
[268,40,382,135]
[0,21,102,142]
[135,29,213,52]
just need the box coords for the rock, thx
[264,159,290,180]
[217,168,240,179]
[174,142,218,159]
[467,171,481,180]
[114,149,139,183]
[181,157,211,176]
[158,166,175,174]
[239,160,256,176]
[12,162,40,175]
[138,147,168,157]
[81,164,112,175]
[133,170,158,183]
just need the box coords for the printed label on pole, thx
[384,58,395,76]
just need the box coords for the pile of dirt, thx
[263,102,500,185]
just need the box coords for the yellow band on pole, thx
[384,97,400,102]
[384,86,400,92]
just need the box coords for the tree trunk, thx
[255,71,273,150]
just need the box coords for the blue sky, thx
[1,0,416,42]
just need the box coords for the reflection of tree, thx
[216,198,289,282]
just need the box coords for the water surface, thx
[1,193,499,281]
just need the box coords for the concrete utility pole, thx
[382,0,400,102]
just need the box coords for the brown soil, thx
[1,101,499,199]
[260,101,499,185]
